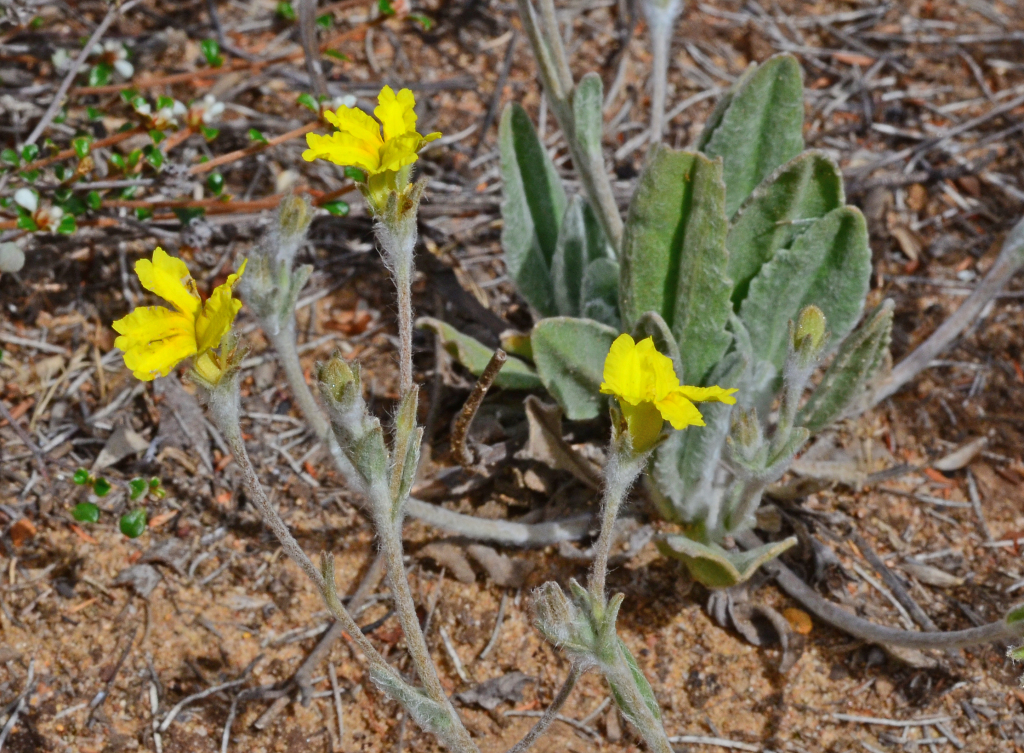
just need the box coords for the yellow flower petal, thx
[374,86,418,142]
[195,259,246,352]
[303,131,381,172]
[674,385,738,405]
[655,391,706,429]
[422,132,442,144]
[112,306,197,381]
[323,105,383,147]
[134,247,201,316]
[600,333,644,405]
[378,133,423,173]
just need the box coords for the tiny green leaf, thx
[206,171,225,195]
[148,129,166,145]
[408,12,433,29]
[156,95,174,111]
[200,126,220,141]
[119,89,139,104]
[297,92,319,113]
[53,107,68,125]
[1,148,19,165]
[17,215,39,232]
[87,106,103,121]
[315,13,332,28]
[378,0,395,15]
[1007,605,1024,625]
[119,509,148,538]
[248,128,268,144]
[88,62,112,86]
[73,468,91,485]
[86,190,102,210]
[72,136,92,158]
[72,502,100,523]
[344,166,366,182]
[173,207,206,224]
[109,153,125,170]
[129,477,148,500]
[142,144,164,169]
[21,144,39,162]
[135,207,153,220]
[324,50,350,61]
[276,1,296,20]
[92,477,112,497]
[200,39,223,67]
[321,200,349,216]
[54,165,67,181]
[19,169,40,182]
[59,195,87,217]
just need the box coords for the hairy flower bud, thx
[276,193,314,267]
[794,305,827,354]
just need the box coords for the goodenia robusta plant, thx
[428,46,892,587]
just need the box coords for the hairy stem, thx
[205,379,395,678]
[505,663,585,753]
[737,531,1024,649]
[589,445,646,601]
[641,0,683,144]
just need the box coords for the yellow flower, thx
[600,334,738,453]
[112,248,246,381]
[302,86,441,176]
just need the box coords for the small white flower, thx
[132,100,152,117]
[329,94,357,110]
[114,59,134,78]
[51,49,71,72]
[14,188,38,213]
[43,206,64,225]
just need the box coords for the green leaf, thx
[73,468,91,485]
[135,208,153,221]
[739,206,871,371]
[109,153,125,170]
[378,0,395,15]
[315,13,332,28]
[321,200,349,216]
[344,166,366,182]
[408,12,433,30]
[797,299,893,432]
[148,129,165,145]
[87,106,102,121]
[572,72,604,169]
[1,148,19,165]
[416,317,540,390]
[657,535,797,588]
[619,146,732,384]
[173,207,205,224]
[86,190,102,210]
[531,317,618,420]
[551,196,610,317]
[698,54,805,217]
[499,103,567,316]
[19,169,40,182]
[16,214,39,232]
[200,126,220,141]
[726,151,845,308]
[580,257,620,329]
[88,62,112,87]
[120,89,139,105]
[57,214,77,234]
[650,349,745,527]
[53,107,68,124]
[59,195,87,216]
[1007,605,1024,625]
[21,144,39,162]
[120,185,137,199]
[129,477,148,500]
[297,93,319,113]
[324,49,350,61]
[72,502,100,524]
[156,95,174,111]
[120,509,148,538]
[206,171,224,195]
[92,477,111,497]
[248,128,268,144]
[142,144,164,169]
[54,165,67,181]
[200,39,223,67]
[276,0,296,19]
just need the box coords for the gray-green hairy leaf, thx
[797,299,893,432]
[619,146,732,384]
[416,317,541,390]
[657,535,797,588]
[552,195,613,318]
[726,150,845,307]
[531,316,618,420]
[740,206,871,371]
[499,103,566,315]
[572,72,605,168]
[699,54,805,217]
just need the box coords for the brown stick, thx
[187,121,321,175]
[19,127,146,172]
[450,349,507,469]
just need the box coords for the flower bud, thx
[794,305,826,353]
[276,193,314,262]
[318,354,358,404]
